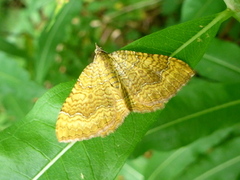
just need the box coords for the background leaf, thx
[0,53,45,130]
[181,0,226,22]
[34,0,82,83]
[0,37,28,58]
[120,125,240,180]
[196,38,240,83]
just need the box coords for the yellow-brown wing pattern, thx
[56,50,129,142]
[109,50,194,112]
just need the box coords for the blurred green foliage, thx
[0,0,240,179]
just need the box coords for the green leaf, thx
[0,10,234,180]
[122,9,232,67]
[181,0,226,22]
[34,0,82,84]
[132,79,240,155]
[178,134,240,180]
[0,37,29,59]
[120,126,240,179]
[196,38,240,83]
[0,53,45,129]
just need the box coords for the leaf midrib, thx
[146,99,240,135]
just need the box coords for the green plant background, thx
[0,0,240,179]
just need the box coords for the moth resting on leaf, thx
[56,45,194,142]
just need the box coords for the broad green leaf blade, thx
[181,0,226,22]
[132,80,240,155]
[0,81,160,180]
[0,81,72,180]
[122,126,240,180]
[0,10,233,179]
[35,0,82,84]
[196,38,240,83]
[178,128,240,180]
